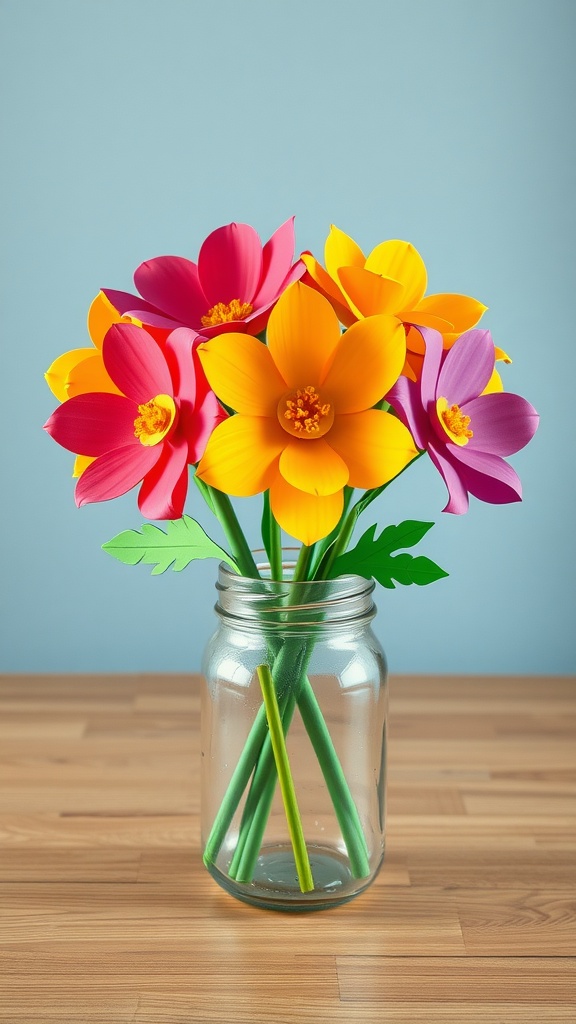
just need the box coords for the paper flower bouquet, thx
[44,217,539,908]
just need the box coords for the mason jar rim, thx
[214,555,376,632]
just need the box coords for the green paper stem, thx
[229,650,299,880]
[297,680,370,877]
[293,543,315,582]
[267,499,283,581]
[229,673,371,883]
[201,539,372,888]
[194,478,260,579]
[202,702,269,868]
[316,454,424,581]
[309,486,355,578]
[256,664,314,893]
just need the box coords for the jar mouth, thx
[252,546,301,580]
[215,555,376,631]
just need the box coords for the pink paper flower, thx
[44,323,226,519]
[102,218,305,339]
[387,327,539,514]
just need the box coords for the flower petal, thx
[324,224,365,280]
[437,330,495,406]
[163,327,201,406]
[416,327,444,410]
[403,348,423,382]
[162,327,227,462]
[87,291,133,349]
[99,288,170,328]
[463,393,539,456]
[73,455,95,478]
[133,257,208,327]
[328,410,418,489]
[88,292,119,348]
[266,282,341,387]
[300,252,356,326]
[337,266,405,318]
[428,441,470,514]
[196,415,284,496]
[323,314,406,412]
[44,393,138,455]
[75,444,161,506]
[246,257,307,336]
[364,240,427,310]
[198,223,263,306]
[279,438,348,496]
[198,333,286,415]
[105,306,184,332]
[482,368,504,394]
[186,388,227,464]
[45,348,97,402]
[66,351,123,399]
[402,310,454,336]
[386,375,430,451]
[448,445,523,505]
[415,292,487,336]
[495,346,512,364]
[269,473,343,545]
[251,217,298,309]
[137,433,189,520]
[103,323,173,402]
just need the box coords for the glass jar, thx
[201,558,388,911]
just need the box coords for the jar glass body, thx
[201,561,388,911]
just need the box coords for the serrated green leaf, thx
[330,520,448,590]
[102,515,239,576]
[380,552,450,589]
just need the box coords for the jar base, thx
[207,843,381,912]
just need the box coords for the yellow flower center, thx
[278,385,335,440]
[201,298,253,327]
[436,396,473,446]
[133,394,176,446]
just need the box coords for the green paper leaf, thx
[260,491,273,567]
[102,516,239,576]
[330,520,449,589]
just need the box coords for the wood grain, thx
[0,673,574,1023]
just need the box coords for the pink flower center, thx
[278,385,334,440]
[201,299,253,328]
[436,396,473,447]
[134,394,176,446]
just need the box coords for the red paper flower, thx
[44,323,226,519]
[102,218,305,339]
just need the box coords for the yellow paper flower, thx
[44,292,144,476]
[196,282,418,544]
[302,225,488,380]
[44,291,130,402]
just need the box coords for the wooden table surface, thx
[0,673,575,1023]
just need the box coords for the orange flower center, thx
[436,396,473,447]
[133,394,176,446]
[201,298,253,327]
[278,385,334,440]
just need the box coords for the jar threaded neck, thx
[215,560,376,632]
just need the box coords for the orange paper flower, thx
[301,225,488,380]
[196,282,418,544]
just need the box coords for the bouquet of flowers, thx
[44,217,539,898]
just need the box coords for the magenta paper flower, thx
[387,327,539,514]
[101,218,305,339]
[44,323,226,519]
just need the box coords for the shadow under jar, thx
[201,558,388,911]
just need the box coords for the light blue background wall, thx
[1,0,574,674]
